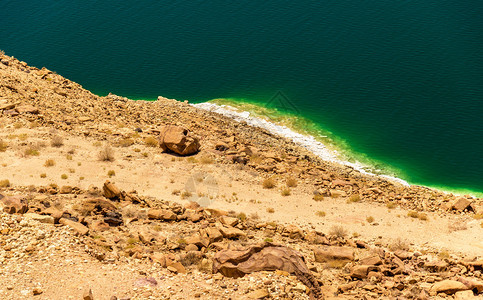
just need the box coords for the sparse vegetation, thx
[118,138,134,147]
[44,159,56,167]
[281,188,291,196]
[66,154,73,160]
[389,238,409,251]
[262,177,276,189]
[142,152,148,157]
[366,216,375,223]
[0,139,8,152]
[51,135,64,147]
[0,179,11,188]
[264,238,273,243]
[172,189,181,196]
[316,211,326,217]
[347,194,361,203]
[267,207,275,213]
[407,211,419,218]
[134,148,141,152]
[438,250,450,260]
[352,232,361,238]
[98,146,115,162]
[14,122,23,129]
[40,173,47,178]
[313,194,324,201]
[69,168,75,173]
[79,177,85,180]
[181,191,192,199]
[61,174,68,180]
[108,170,115,177]
[237,212,247,221]
[418,213,428,221]
[24,147,40,156]
[144,136,158,147]
[387,202,397,209]
[473,214,483,220]
[286,177,298,187]
[329,225,347,239]
[199,156,214,164]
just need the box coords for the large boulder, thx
[213,243,322,298]
[1,195,28,214]
[158,125,200,156]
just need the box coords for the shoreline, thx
[193,100,483,198]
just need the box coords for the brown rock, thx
[83,288,93,300]
[220,216,239,227]
[24,213,54,224]
[59,186,73,194]
[147,209,177,221]
[359,255,382,266]
[158,125,200,156]
[350,265,380,279]
[454,290,477,300]
[457,277,483,294]
[304,231,329,245]
[452,197,472,211]
[218,226,246,239]
[283,224,304,239]
[424,261,448,272]
[213,243,322,298]
[313,246,354,263]
[185,233,210,248]
[167,261,186,274]
[246,289,269,299]
[59,218,89,235]
[16,104,39,114]
[1,195,28,214]
[103,181,121,199]
[185,244,198,251]
[431,280,468,295]
[201,227,223,243]
[81,198,117,214]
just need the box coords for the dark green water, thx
[1,1,482,195]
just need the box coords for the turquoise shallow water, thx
[1,1,482,195]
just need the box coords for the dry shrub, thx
[181,191,192,199]
[267,207,275,213]
[0,179,10,188]
[44,159,55,167]
[144,136,158,147]
[389,238,409,251]
[348,194,361,203]
[24,147,40,156]
[286,177,298,187]
[118,138,134,147]
[316,211,326,217]
[313,194,324,201]
[51,135,64,147]
[387,202,397,209]
[281,188,291,196]
[181,252,203,267]
[0,139,8,152]
[262,177,276,189]
[98,146,115,162]
[366,216,374,223]
[329,225,347,239]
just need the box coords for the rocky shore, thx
[1,52,482,299]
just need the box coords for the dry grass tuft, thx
[315,211,326,217]
[98,146,115,162]
[386,202,397,209]
[44,159,56,167]
[286,177,298,188]
[0,179,11,188]
[51,135,64,147]
[347,194,361,203]
[280,188,291,196]
[0,139,7,152]
[144,136,158,147]
[313,194,324,201]
[389,238,409,251]
[108,170,116,177]
[329,225,347,239]
[61,174,68,180]
[267,207,275,213]
[118,138,134,147]
[262,177,276,189]
[366,216,375,223]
